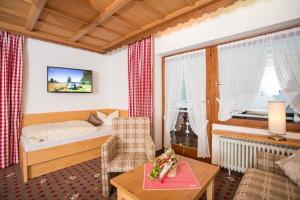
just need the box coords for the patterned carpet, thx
[0,158,242,200]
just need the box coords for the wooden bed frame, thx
[20,108,128,182]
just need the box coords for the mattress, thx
[21,125,112,152]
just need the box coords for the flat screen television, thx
[47,66,92,93]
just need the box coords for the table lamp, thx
[268,101,286,141]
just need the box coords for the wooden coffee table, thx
[110,155,220,200]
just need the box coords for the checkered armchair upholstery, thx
[101,117,155,198]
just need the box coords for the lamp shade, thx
[268,101,286,135]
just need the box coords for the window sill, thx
[212,129,300,148]
[217,118,300,133]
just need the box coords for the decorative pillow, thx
[276,149,300,186]
[96,111,119,126]
[87,113,103,126]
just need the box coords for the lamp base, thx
[268,135,286,141]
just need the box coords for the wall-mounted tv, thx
[47,66,92,93]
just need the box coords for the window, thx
[232,51,298,123]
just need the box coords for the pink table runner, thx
[143,160,201,190]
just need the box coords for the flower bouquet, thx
[149,147,178,181]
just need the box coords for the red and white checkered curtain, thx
[0,32,24,169]
[128,35,154,138]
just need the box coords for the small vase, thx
[167,167,177,177]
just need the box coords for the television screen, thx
[47,66,92,93]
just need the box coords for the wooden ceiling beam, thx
[25,0,48,31]
[43,8,88,25]
[0,20,105,53]
[134,1,165,19]
[185,0,195,6]
[70,0,133,42]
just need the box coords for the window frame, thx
[208,45,300,133]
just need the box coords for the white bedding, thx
[21,125,112,152]
[22,120,98,144]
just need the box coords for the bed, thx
[19,109,127,182]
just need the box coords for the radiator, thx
[218,136,297,173]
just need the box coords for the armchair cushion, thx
[108,152,147,172]
[113,117,150,153]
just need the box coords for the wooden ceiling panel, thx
[143,0,188,15]
[0,0,239,53]
[116,1,159,27]
[46,0,98,22]
[39,11,84,32]
[89,0,115,12]
[89,26,122,41]
[0,12,27,27]
[0,0,31,19]
[35,21,74,38]
[79,35,108,47]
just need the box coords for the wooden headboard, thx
[22,108,128,127]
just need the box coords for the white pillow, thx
[276,149,300,186]
[96,111,119,126]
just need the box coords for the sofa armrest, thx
[145,135,155,161]
[101,135,117,165]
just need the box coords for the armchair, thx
[101,117,155,198]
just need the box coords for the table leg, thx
[207,179,214,200]
[117,189,123,200]
[117,189,134,200]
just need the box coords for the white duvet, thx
[22,120,98,144]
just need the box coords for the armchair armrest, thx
[145,135,155,161]
[101,135,117,165]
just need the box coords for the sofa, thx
[234,150,300,200]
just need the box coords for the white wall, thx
[23,38,111,114]
[108,0,300,150]
[108,47,128,109]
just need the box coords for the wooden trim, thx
[25,0,48,31]
[70,0,133,42]
[206,48,212,156]
[161,57,166,147]
[22,108,128,127]
[212,129,300,148]
[19,143,28,182]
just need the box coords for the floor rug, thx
[0,158,242,200]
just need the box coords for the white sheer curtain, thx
[164,50,209,158]
[184,50,209,158]
[270,27,300,114]
[217,37,268,121]
[164,56,184,147]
